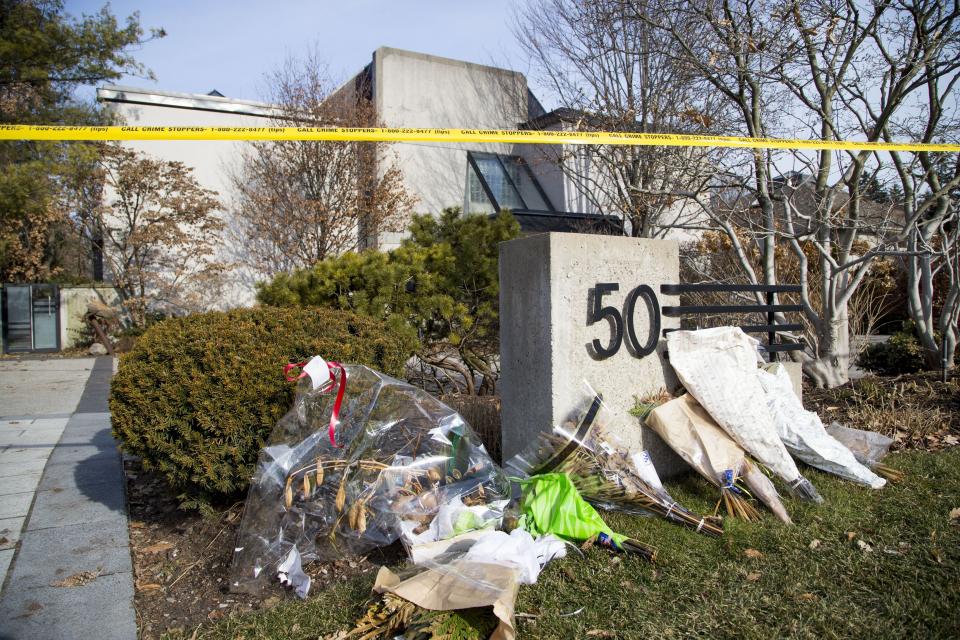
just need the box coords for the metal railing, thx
[660,283,805,359]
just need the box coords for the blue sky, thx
[65,1,535,102]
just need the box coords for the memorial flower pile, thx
[230,362,510,597]
[506,389,723,537]
[643,393,792,524]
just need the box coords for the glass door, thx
[31,284,59,350]
[2,285,32,352]
[2,284,60,353]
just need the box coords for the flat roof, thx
[97,85,279,117]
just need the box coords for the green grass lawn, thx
[187,448,960,640]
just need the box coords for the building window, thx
[466,152,553,214]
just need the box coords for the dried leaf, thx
[744,548,763,559]
[136,582,163,592]
[857,540,873,553]
[284,483,293,508]
[809,539,821,550]
[51,568,102,587]
[931,548,944,564]
[746,571,761,582]
[845,531,857,542]
[799,592,817,602]
[316,460,324,485]
[302,474,310,498]
[357,507,367,532]
[141,541,174,554]
[587,631,615,638]
[949,507,960,523]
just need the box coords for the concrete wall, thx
[373,47,531,248]
[59,286,124,349]
[499,233,685,477]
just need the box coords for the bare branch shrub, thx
[227,52,416,286]
[97,144,225,326]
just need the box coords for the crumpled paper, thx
[373,560,520,640]
[277,546,311,598]
[463,529,566,585]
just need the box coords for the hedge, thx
[109,306,415,508]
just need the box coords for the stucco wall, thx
[101,89,277,305]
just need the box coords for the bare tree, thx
[646,0,959,386]
[889,151,960,373]
[227,52,416,285]
[513,0,725,237]
[97,144,225,327]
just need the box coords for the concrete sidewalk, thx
[0,357,135,640]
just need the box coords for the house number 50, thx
[588,283,661,359]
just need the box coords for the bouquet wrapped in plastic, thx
[666,327,823,503]
[504,385,722,537]
[229,359,510,596]
[644,393,792,523]
[825,421,902,482]
[758,365,886,489]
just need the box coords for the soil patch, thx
[125,459,403,639]
[804,372,959,450]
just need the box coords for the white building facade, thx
[97,47,677,306]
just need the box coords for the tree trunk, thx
[803,306,851,388]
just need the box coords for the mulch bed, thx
[125,459,403,639]
[804,372,959,451]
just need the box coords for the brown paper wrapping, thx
[373,560,520,640]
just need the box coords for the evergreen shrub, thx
[109,306,415,508]
[857,322,927,375]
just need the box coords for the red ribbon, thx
[283,359,347,448]
[326,362,346,448]
[283,361,309,382]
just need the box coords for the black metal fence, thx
[660,283,805,359]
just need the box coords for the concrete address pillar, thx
[499,232,684,476]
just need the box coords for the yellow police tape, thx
[1,124,958,152]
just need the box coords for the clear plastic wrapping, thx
[229,362,510,596]
[825,422,894,467]
[824,422,904,482]
[504,385,723,537]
